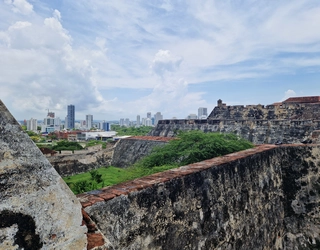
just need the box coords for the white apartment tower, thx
[86,115,93,130]
[137,115,140,127]
[198,107,208,119]
[154,112,163,125]
[27,118,37,132]
[120,118,124,127]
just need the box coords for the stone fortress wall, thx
[2,98,320,249]
[111,136,173,168]
[149,96,320,144]
[79,144,320,250]
[47,146,114,177]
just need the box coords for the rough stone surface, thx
[47,147,113,177]
[111,136,172,168]
[0,100,87,249]
[149,119,320,144]
[83,145,320,250]
[149,99,320,144]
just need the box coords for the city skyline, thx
[1,1,320,121]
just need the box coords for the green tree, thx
[52,140,83,151]
[137,131,254,168]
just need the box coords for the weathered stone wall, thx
[149,119,320,144]
[79,145,320,250]
[111,136,172,168]
[0,100,87,249]
[208,100,320,120]
[47,147,113,177]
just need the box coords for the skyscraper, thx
[154,112,163,125]
[137,115,140,127]
[120,118,124,127]
[198,107,208,119]
[147,112,151,119]
[102,122,109,131]
[86,114,93,130]
[67,105,75,129]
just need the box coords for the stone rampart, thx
[149,119,320,144]
[47,147,113,177]
[111,136,173,168]
[209,98,320,120]
[79,144,320,250]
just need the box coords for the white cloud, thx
[53,9,61,20]
[8,21,31,31]
[150,50,183,79]
[282,90,297,101]
[1,1,320,120]
[6,0,33,15]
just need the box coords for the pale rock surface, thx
[0,100,87,250]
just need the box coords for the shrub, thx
[137,131,253,168]
[52,140,83,151]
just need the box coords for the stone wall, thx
[208,99,320,120]
[0,100,87,249]
[111,136,173,168]
[47,147,113,177]
[149,119,320,144]
[79,145,320,250]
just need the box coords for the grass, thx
[63,165,178,194]
[63,131,254,194]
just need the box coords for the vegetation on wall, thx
[64,131,254,194]
[137,131,254,168]
[52,140,83,151]
[111,125,153,136]
[85,140,107,149]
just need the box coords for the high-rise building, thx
[102,122,110,131]
[154,112,163,125]
[145,118,152,126]
[67,105,75,129]
[27,118,37,132]
[198,107,207,119]
[120,118,124,127]
[41,115,61,133]
[125,118,130,127]
[136,115,140,127]
[147,112,151,119]
[86,114,93,130]
[47,112,55,118]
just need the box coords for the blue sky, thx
[1,0,320,121]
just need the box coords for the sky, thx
[1,0,320,121]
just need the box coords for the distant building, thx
[102,122,110,131]
[137,115,140,127]
[145,118,152,126]
[119,118,124,127]
[41,116,61,133]
[47,112,55,118]
[77,131,116,141]
[187,114,197,119]
[125,118,130,127]
[154,112,163,125]
[80,120,86,129]
[198,107,208,119]
[141,118,146,126]
[147,112,151,119]
[27,118,37,132]
[86,114,93,130]
[67,105,75,129]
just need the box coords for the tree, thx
[137,131,254,168]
